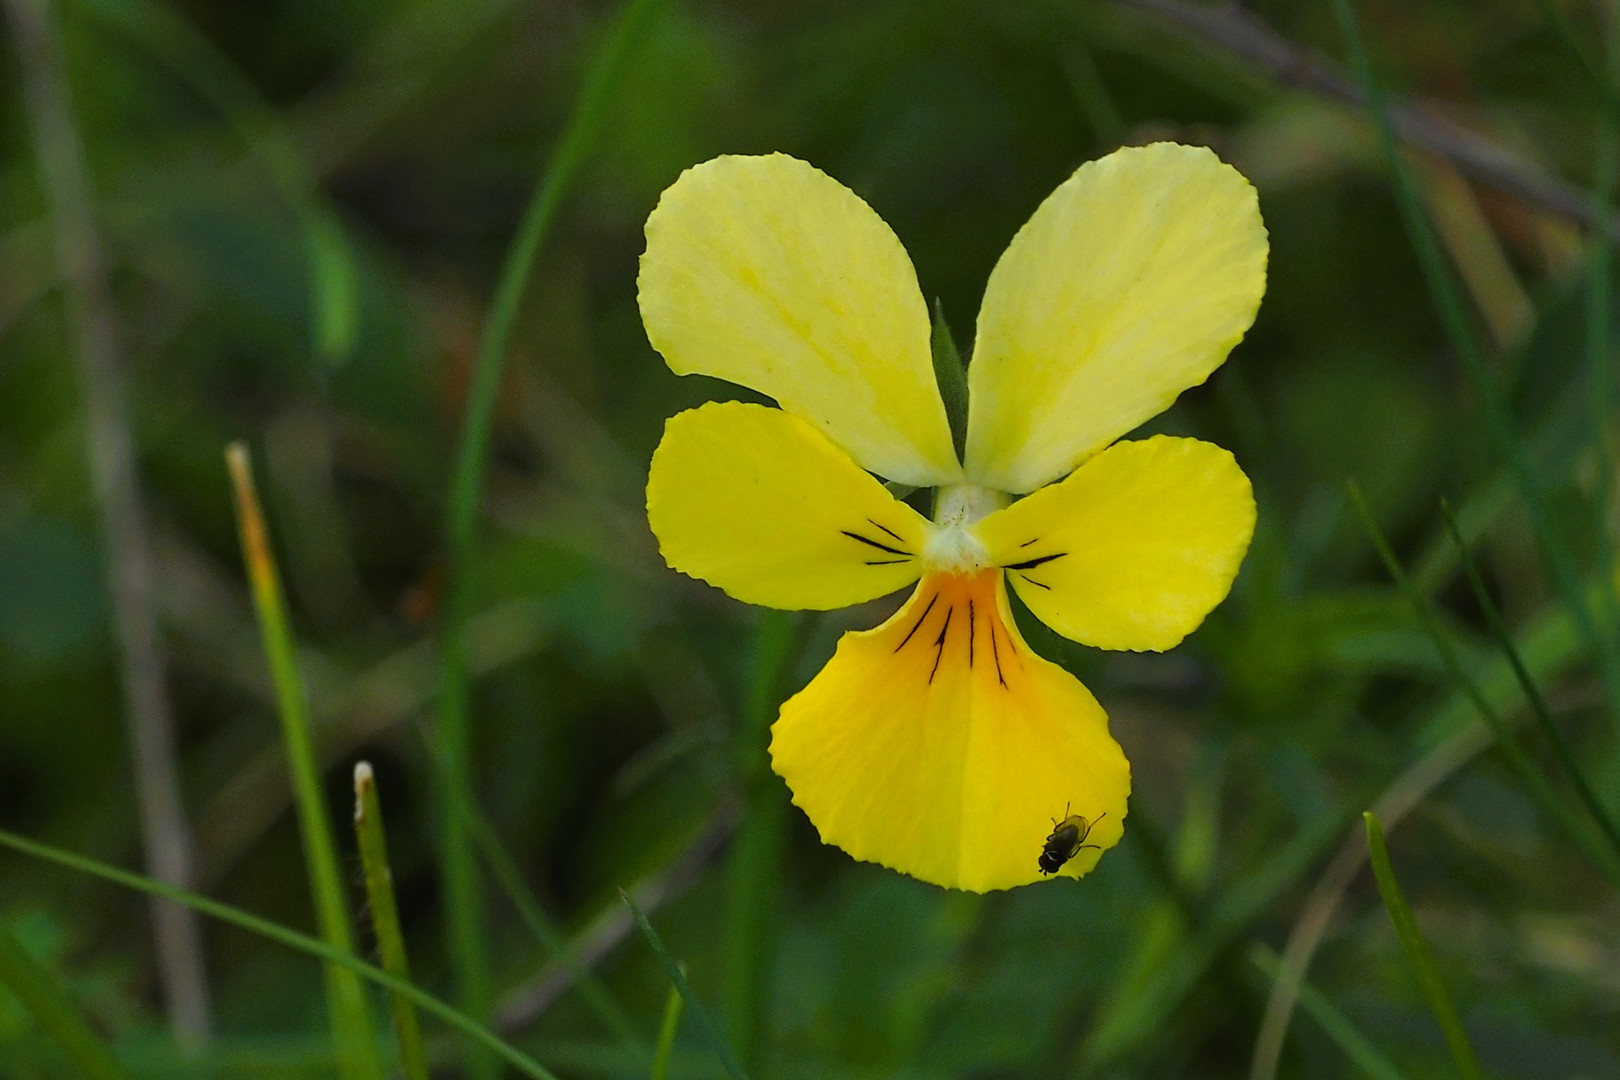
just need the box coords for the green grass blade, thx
[353,763,431,1080]
[0,922,136,1080]
[1249,944,1407,1080]
[1122,803,1204,931]
[75,0,359,363]
[650,982,685,1080]
[723,610,804,1070]
[1410,475,1513,597]
[1566,0,1620,667]
[622,891,751,1080]
[433,1,668,1065]
[0,826,563,1080]
[1531,0,1620,117]
[1362,813,1485,1080]
[484,834,641,1043]
[1439,502,1620,863]
[225,443,381,1080]
[1349,483,1620,886]
[1330,0,1620,727]
[306,211,360,364]
[1061,41,1125,146]
[931,298,968,462]
[1586,108,1620,677]
[420,728,645,1046]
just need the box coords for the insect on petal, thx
[770,569,1130,891]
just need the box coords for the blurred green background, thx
[3,0,1620,1076]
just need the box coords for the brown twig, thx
[2,0,211,1047]
[1111,0,1615,238]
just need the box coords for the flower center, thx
[923,484,1007,573]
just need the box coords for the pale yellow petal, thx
[639,153,961,486]
[964,142,1268,492]
[646,401,930,610]
[770,570,1130,891]
[976,436,1255,652]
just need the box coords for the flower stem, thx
[432,2,666,1068]
[722,610,806,1073]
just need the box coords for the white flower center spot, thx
[924,484,1007,574]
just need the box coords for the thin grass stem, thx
[1123,803,1206,932]
[1362,813,1485,1080]
[1249,944,1406,1080]
[1439,502,1620,863]
[651,980,686,1080]
[494,806,735,1032]
[1250,556,1620,1080]
[623,891,750,1080]
[1330,0,1620,728]
[0,826,562,1080]
[225,443,381,1080]
[418,726,644,1046]
[1348,483,1620,887]
[353,763,431,1080]
[4,0,210,1044]
[0,922,136,1080]
[432,3,667,1067]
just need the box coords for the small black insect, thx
[1038,806,1105,875]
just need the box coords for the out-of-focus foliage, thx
[2,0,1619,1077]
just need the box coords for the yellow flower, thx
[641,143,1265,892]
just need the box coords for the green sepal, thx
[930,298,969,464]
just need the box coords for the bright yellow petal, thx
[770,569,1130,891]
[976,436,1255,652]
[647,401,931,610]
[963,143,1268,493]
[639,154,962,487]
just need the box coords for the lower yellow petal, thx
[770,569,1130,892]
[975,435,1256,652]
[647,401,931,610]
